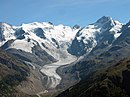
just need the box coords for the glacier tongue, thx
[40,54,77,89]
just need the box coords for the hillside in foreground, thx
[57,57,130,97]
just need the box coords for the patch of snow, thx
[114,33,122,39]
[110,20,122,39]
[9,39,34,53]
[24,61,36,70]
[36,90,48,97]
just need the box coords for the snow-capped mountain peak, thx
[95,16,122,32]
[96,16,112,24]
[68,16,123,56]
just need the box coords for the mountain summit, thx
[96,16,112,23]
[68,16,122,56]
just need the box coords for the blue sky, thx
[0,0,130,26]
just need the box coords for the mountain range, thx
[0,16,130,97]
